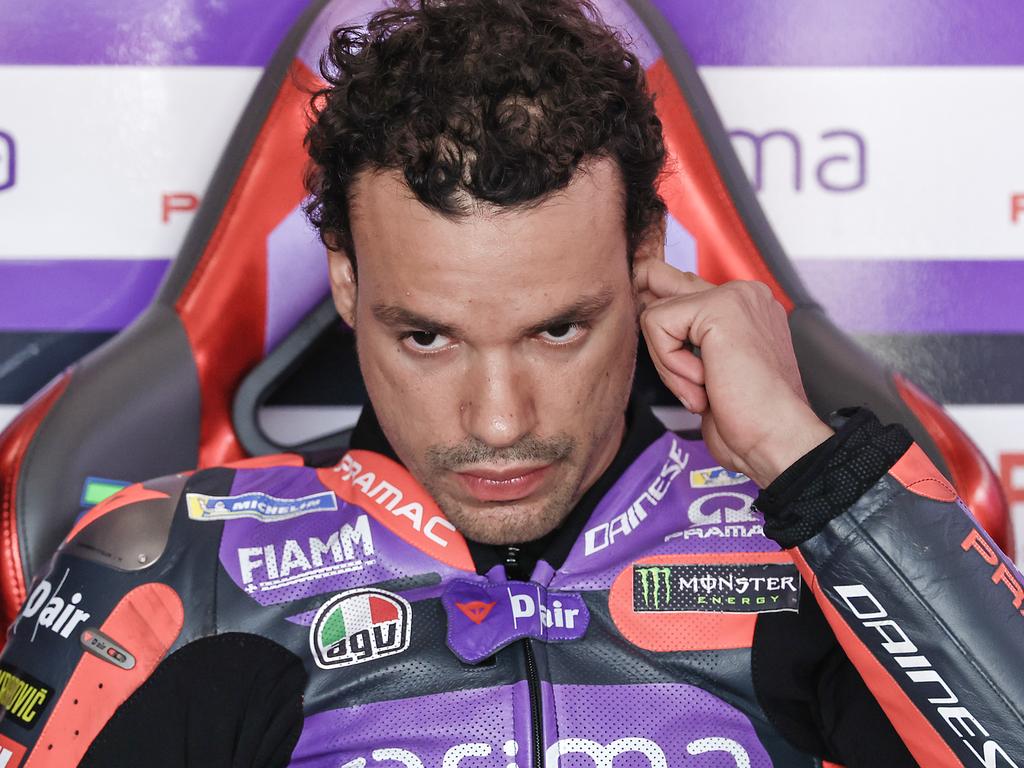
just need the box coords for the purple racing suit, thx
[0,405,1021,767]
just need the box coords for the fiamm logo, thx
[0,131,15,192]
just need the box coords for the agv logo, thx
[310,588,411,669]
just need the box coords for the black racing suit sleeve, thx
[80,633,306,768]
[0,476,306,767]
[757,408,1024,767]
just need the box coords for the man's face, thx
[330,159,656,545]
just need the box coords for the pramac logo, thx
[318,451,473,571]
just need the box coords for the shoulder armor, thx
[64,473,187,572]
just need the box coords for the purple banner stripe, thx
[658,0,1024,67]
[794,259,1024,334]
[0,259,169,332]
[0,0,309,67]
[2,0,1024,67]
[0,258,1021,335]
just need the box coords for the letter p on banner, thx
[162,192,199,223]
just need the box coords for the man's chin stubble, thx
[432,488,578,546]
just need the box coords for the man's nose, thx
[461,353,537,449]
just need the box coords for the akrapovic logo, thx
[0,662,51,730]
[633,564,799,614]
[836,583,1018,767]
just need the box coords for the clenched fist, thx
[636,260,834,488]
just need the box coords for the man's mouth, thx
[454,464,552,502]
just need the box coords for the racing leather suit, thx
[0,403,1021,767]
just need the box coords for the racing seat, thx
[0,0,1011,637]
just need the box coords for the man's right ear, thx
[327,248,357,329]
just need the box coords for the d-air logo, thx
[0,734,26,768]
[689,466,749,488]
[80,628,136,670]
[186,490,337,522]
[237,513,375,594]
[20,568,91,642]
[456,601,495,624]
[310,588,411,669]
[584,439,688,556]
[633,563,800,613]
[0,662,52,730]
[664,491,762,543]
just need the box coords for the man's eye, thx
[402,331,452,353]
[538,322,586,345]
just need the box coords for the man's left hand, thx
[635,260,834,488]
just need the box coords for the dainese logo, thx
[310,588,411,669]
[456,601,495,625]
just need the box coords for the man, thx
[0,1,1021,766]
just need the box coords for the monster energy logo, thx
[634,566,673,610]
[632,563,801,614]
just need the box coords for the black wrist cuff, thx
[755,407,913,549]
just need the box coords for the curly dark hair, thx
[304,0,666,265]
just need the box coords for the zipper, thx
[506,546,544,768]
[522,638,545,768]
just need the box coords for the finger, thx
[634,260,716,302]
[640,305,709,412]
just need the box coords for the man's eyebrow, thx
[520,288,616,336]
[371,304,461,336]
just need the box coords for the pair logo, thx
[187,490,337,523]
[20,569,91,642]
[0,131,14,193]
[443,580,590,664]
[633,563,800,614]
[310,588,411,669]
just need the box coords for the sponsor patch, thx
[310,588,411,669]
[442,579,589,664]
[0,734,27,767]
[584,439,688,556]
[689,466,749,488]
[236,513,375,595]
[456,601,495,625]
[0,662,52,730]
[80,627,136,670]
[187,490,337,522]
[19,568,92,642]
[633,563,800,614]
[664,491,762,543]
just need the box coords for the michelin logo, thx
[187,491,337,522]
